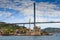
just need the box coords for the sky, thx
[0,0,60,29]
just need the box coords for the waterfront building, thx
[26,25,42,36]
[29,25,42,35]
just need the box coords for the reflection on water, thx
[0,34,60,40]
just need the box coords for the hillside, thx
[0,22,27,35]
[43,28,60,33]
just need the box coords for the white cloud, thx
[0,13,3,16]
[0,0,60,28]
[0,0,59,15]
[0,11,11,17]
[0,11,12,20]
[36,2,60,17]
[0,0,60,22]
[36,23,60,29]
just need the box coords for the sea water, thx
[0,34,60,40]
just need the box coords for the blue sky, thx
[0,0,60,29]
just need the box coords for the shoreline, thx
[0,34,53,36]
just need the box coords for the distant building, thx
[33,25,42,35]
[0,31,2,36]
[26,25,42,36]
